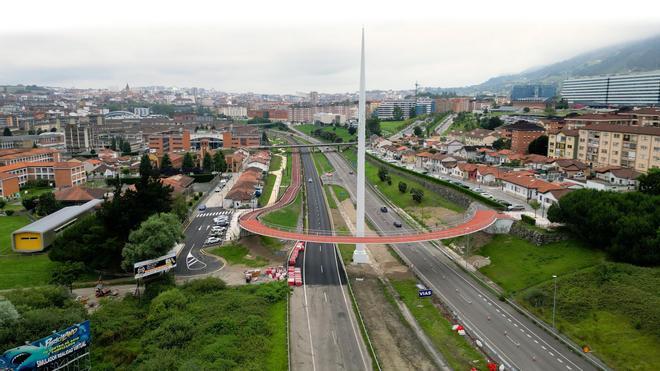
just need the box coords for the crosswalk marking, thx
[197,210,232,218]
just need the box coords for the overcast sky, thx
[1,0,659,94]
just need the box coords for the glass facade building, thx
[561,71,660,106]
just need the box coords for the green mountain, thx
[449,34,660,95]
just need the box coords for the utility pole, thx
[353,28,369,264]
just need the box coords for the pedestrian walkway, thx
[196,210,232,218]
[267,153,286,206]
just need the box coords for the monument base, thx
[352,244,370,264]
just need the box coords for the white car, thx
[205,237,221,245]
[508,204,525,211]
[211,226,224,232]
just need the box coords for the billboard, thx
[134,252,177,279]
[0,320,91,371]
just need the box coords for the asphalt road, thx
[323,150,598,371]
[175,207,228,277]
[294,147,371,371]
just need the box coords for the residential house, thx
[501,173,563,201]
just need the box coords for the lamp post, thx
[552,274,558,332]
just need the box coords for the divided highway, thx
[290,147,371,371]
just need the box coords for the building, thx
[223,167,263,208]
[415,97,435,115]
[217,105,247,118]
[0,173,20,198]
[134,107,150,117]
[511,84,556,101]
[630,108,660,127]
[0,148,61,166]
[375,100,416,120]
[53,186,108,205]
[577,124,660,172]
[501,173,563,201]
[563,114,633,129]
[288,104,357,123]
[434,97,471,113]
[0,161,86,189]
[64,122,98,153]
[222,126,261,148]
[148,129,191,155]
[11,199,102,252]
[505,121,546,154]
[0,133,65,150]
[561,71,660,106]
[313,112,345,125]
[547,128,579,159]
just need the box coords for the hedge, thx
[367,154,505,209]
[521,214,536,226]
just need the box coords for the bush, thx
[182,277,227,294]
[398,181,408,193]
[4,210,14,216]
[524,288,548,307]
[521,214,536,226]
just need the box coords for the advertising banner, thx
[133,253,177,279]
[0,320,91,371]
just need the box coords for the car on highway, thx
[205,237,221,245]
[349,171,354,174]
[308,178,313,183]
[380,206,388,213]
[215,187,221,192]
[198,204,207,211]
[393,221,402,228]
[508,204,525,211]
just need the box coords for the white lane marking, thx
[324,291,328,303]
[542,346,547,350]
[301,242,317,371]
[320,265,324,274]
[513,323,518,327]
[558,358,563,363]
[331,330,337,345]
[566,366,572,370]
[549,352,555,357]
[198,225,202,231]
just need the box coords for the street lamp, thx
[552,274,558,332]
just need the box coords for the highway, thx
[290,147,371,371]
[175,207,227,277]
[323,149,597,371]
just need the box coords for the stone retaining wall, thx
[509,222,568,246]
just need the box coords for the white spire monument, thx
[353,28,369,264]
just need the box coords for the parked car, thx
[308,178,313,183]
[215,188,221,192]
[380,206,388,213]
[473,188,485,193]
[198,204,207,211]
[497,200,512,207]
[205,237,221,245]
[508,204,525,211]
[393,221,402,228]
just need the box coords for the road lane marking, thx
[301,241,317,371]
[320,265,323,273]
[324,291,328,302]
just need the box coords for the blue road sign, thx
[418,289,432,297]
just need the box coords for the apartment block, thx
[222,126,261,148]
[563,114,633,129]
[547,129,579,159]
[505,121,546,154]
[0,148,62,166]
[0,133,65,150]
[148,130,191,155]
[577,124,660,172]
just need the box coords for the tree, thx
[0,199,6,209]
[261,131,268,144]
[213,151,227,173]
[49,261,85,292]
[36,193,62,216]
[409,107,417,119]
[110,137,117,151]
[172,194,189,221]
[492,137,511,150]
[3,127,12,136]
[398,181,408,193]
[523,107,530,113]
[121,213,183,271]
[638,168,660,195]
[544,105,556,116]
[413,126,423,137]
[140,154,154,179]
[22,197,37,211]
[378,167,389,182]
[182,152,195,170]
[411,188,424,203]
[528,199,541,217]
[528,135,548,155]
[121,141,132,154]
[202,151,213,172]
[480,116,504,130]
[0,297,20,325]
[392,106,404,121]
[367,117,381,136]
[161,153,173,173]
[348,126,357,135]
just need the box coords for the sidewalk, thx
[266,152,286,206]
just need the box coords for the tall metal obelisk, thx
[353,28,369,264]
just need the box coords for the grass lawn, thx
[338,244,355,265]
[323,185,337,209]
[260,235,284,252]
[312,152,334,174]
[0,254,55,290]
[297,124,355,143]
[209,243,268,267]
[477,235,605,293]
[258,174,277,207]
[265,300,288,370]
[20,187,54,199]
[331,185,350,202]
[0,214,31,254]
[379,120,405,136]
[280,152,292,188]
[391,278,487,370]
[261,192,301,230]
[269,155,283,172]
[366,160,463,213]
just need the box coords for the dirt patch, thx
[238,235,289,265]
[405,206,462,228]
[348,265,436,371]
[467,255,491,269]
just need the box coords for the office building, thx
[375,100,416,120]
[415,97,435,115]
[561,71,660,106]
[577,124,660,172]
[511,84,556,101]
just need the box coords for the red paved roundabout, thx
[238,149,508,244]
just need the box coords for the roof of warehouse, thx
[13,199,103,234]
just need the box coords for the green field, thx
[280,152,292,188]
[323,185,337,209]
[379,120,405,137]
[391,279,487,370]
[475,235,660,370]
[258,174,277,207]
[297,124,355,142]
[269,154,283,172]
[0,254,55,290]
[209,243,268,267]
[312,151,334,174]
[477,235,605,293]
[0,215,30,254]
[331,185,350,202]
[20,187,55,199]
[366,161,463,213]
[259,236,284,252]
[261,192,302,230]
